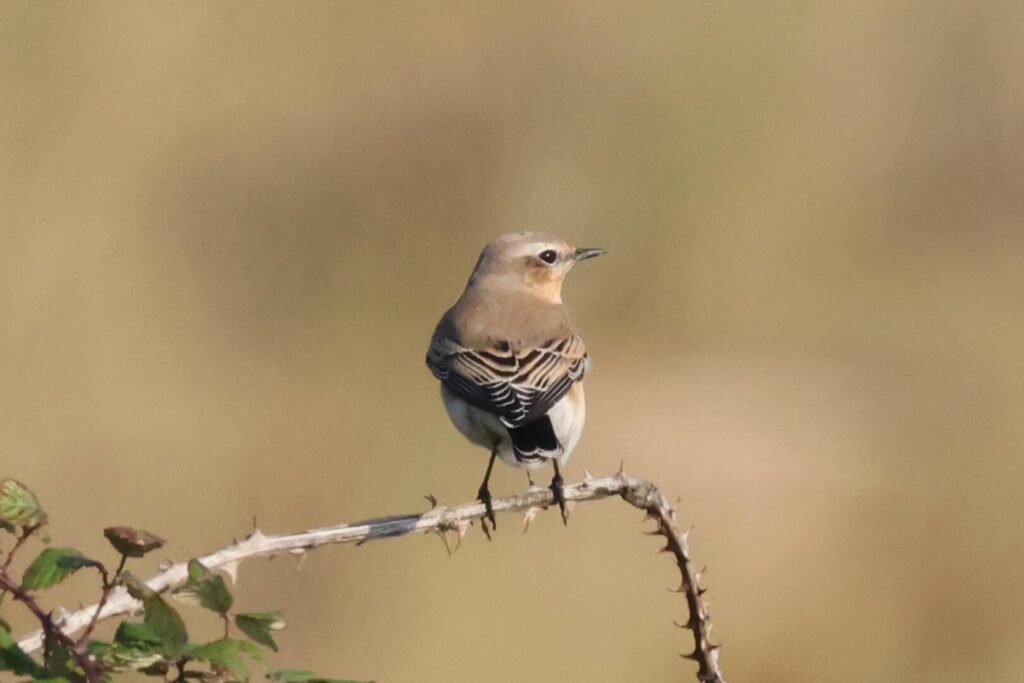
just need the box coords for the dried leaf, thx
[103,527,165,558]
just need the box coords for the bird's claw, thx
[550,473,569,525]
[477,485,497,539]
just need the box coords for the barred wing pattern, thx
[427,335,589,428]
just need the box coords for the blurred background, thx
[2,2,1023,681]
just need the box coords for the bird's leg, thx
[477,447,499,537]
[550,459,569,525]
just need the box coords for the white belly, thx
[441,383,586,469]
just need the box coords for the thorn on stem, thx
[432,528,453,556]
[521,507,540,534]
[220,560,240,584]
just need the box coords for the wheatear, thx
[426,232,604,532]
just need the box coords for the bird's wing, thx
[427,334,589,428]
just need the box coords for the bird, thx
[426,231,605,534]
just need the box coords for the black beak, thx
[574,247,606,261]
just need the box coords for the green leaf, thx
[0,479,47,529]
[235,611,284,652]
[0,622,44,676]
[187,639,248,677]
[103,527,165,558]
[89,638,165,674]
[42,631,77,682]
[271,671,317,682]
[173,559,232,614]
[114,621,162,647]
[142,595,187,654]
[269,671,372,683]
[21,547,97,590]
[236,639,268,668]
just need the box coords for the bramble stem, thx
[16,471,726,682]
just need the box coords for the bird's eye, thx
[538,249,558,265]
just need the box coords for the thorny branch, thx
[17,471,726,683]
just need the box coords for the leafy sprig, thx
[0,478,365,683]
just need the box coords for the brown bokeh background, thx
[2,2,1023,681]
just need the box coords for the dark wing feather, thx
[426,334,589,428]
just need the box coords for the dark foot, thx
[477,484,497,539]
[550,472,568,525]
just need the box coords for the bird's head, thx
[469,231,605,303]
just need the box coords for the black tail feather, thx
[507,415,561,463]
